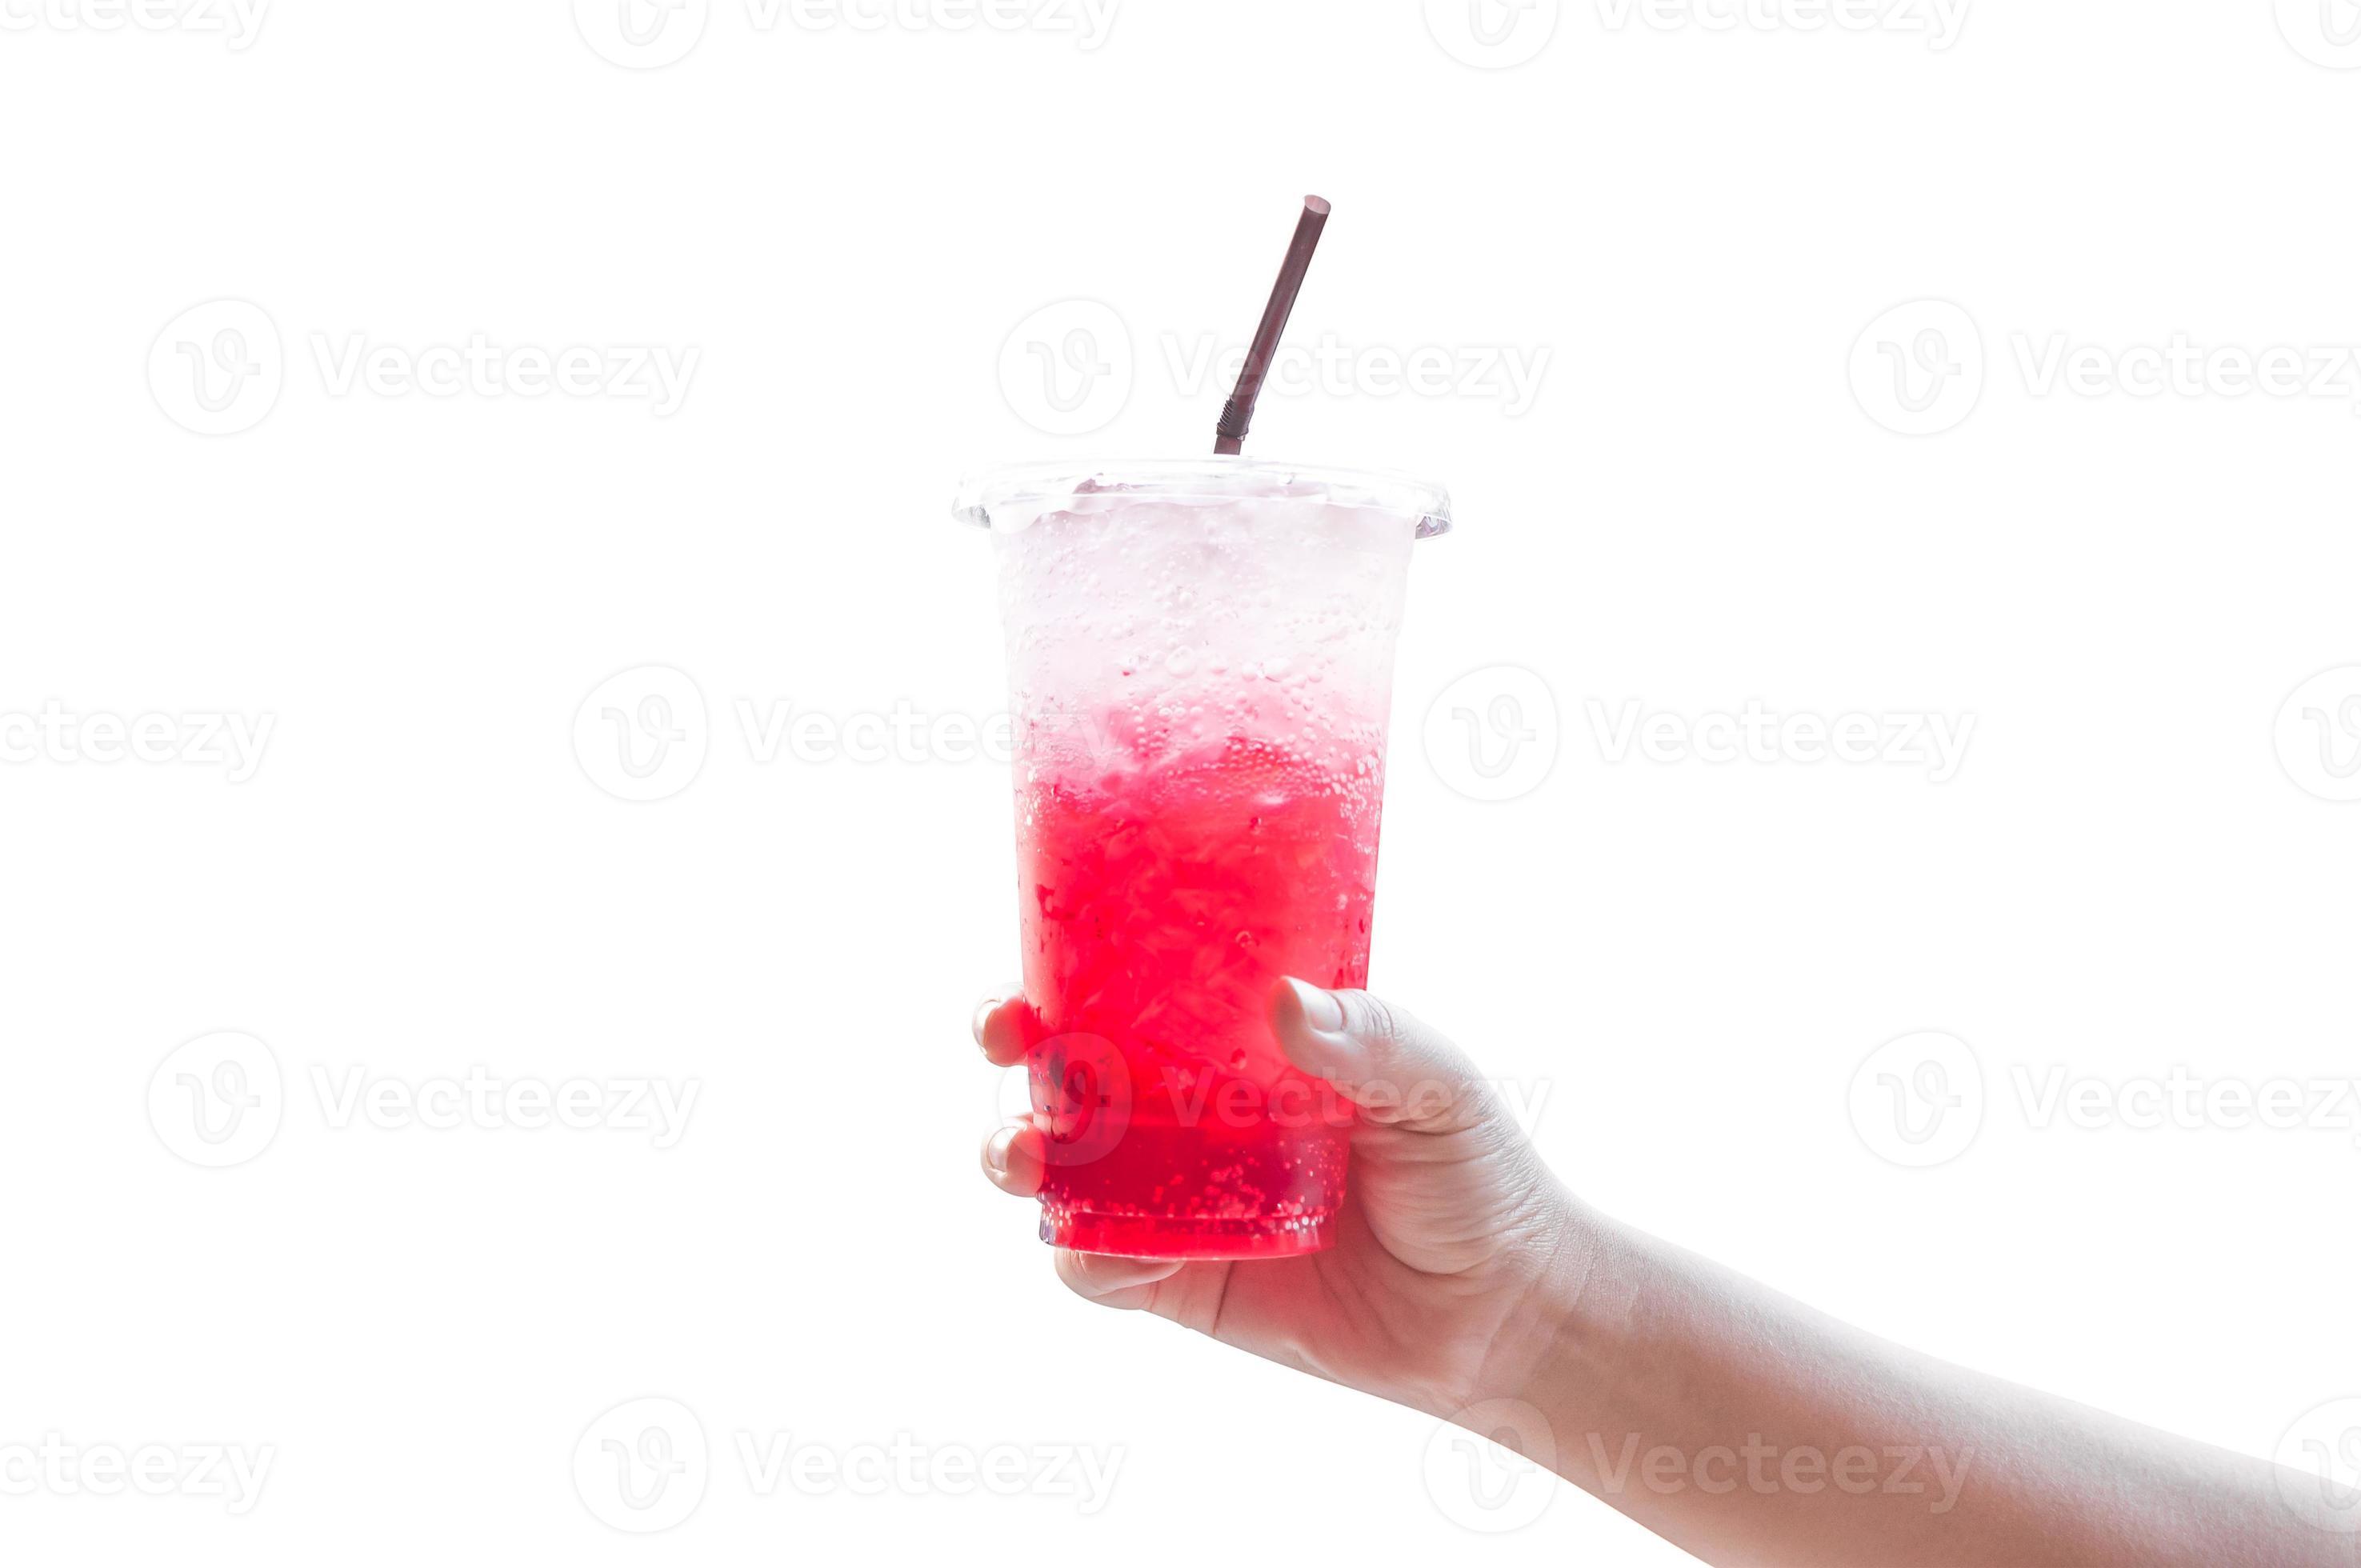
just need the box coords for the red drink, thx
[1018,722,1383,1258]
[962,459,1450,1259]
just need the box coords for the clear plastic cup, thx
[958,458,1451,1259]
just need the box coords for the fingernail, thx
[971,993,1006,1049]
[1283,977,1347,1034]
[983,1125,1017,1175]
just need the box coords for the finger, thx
[972,990,1038,1067]
[1053,1249,1186,1310]
[1270,978,1496,1134]
[980,1119,1047,1197]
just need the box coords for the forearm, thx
[1493,1202,2356,1568]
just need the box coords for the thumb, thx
[1270,978,1497,1134]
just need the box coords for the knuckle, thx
[1343,990,1405,1048]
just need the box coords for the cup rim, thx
[953,456,1452,539]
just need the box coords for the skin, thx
[974,978,2361,1568]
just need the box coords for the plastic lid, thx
[954,457,1452,540]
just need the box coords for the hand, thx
[975,982,2361,1568]
[974,977,1591,1419]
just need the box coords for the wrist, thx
[1461,1187,1631,1425]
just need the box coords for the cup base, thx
[1042,1206,1338,1262]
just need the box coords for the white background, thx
[4,2,2359,1562]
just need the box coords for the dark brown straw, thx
[1214,195,1331,455]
